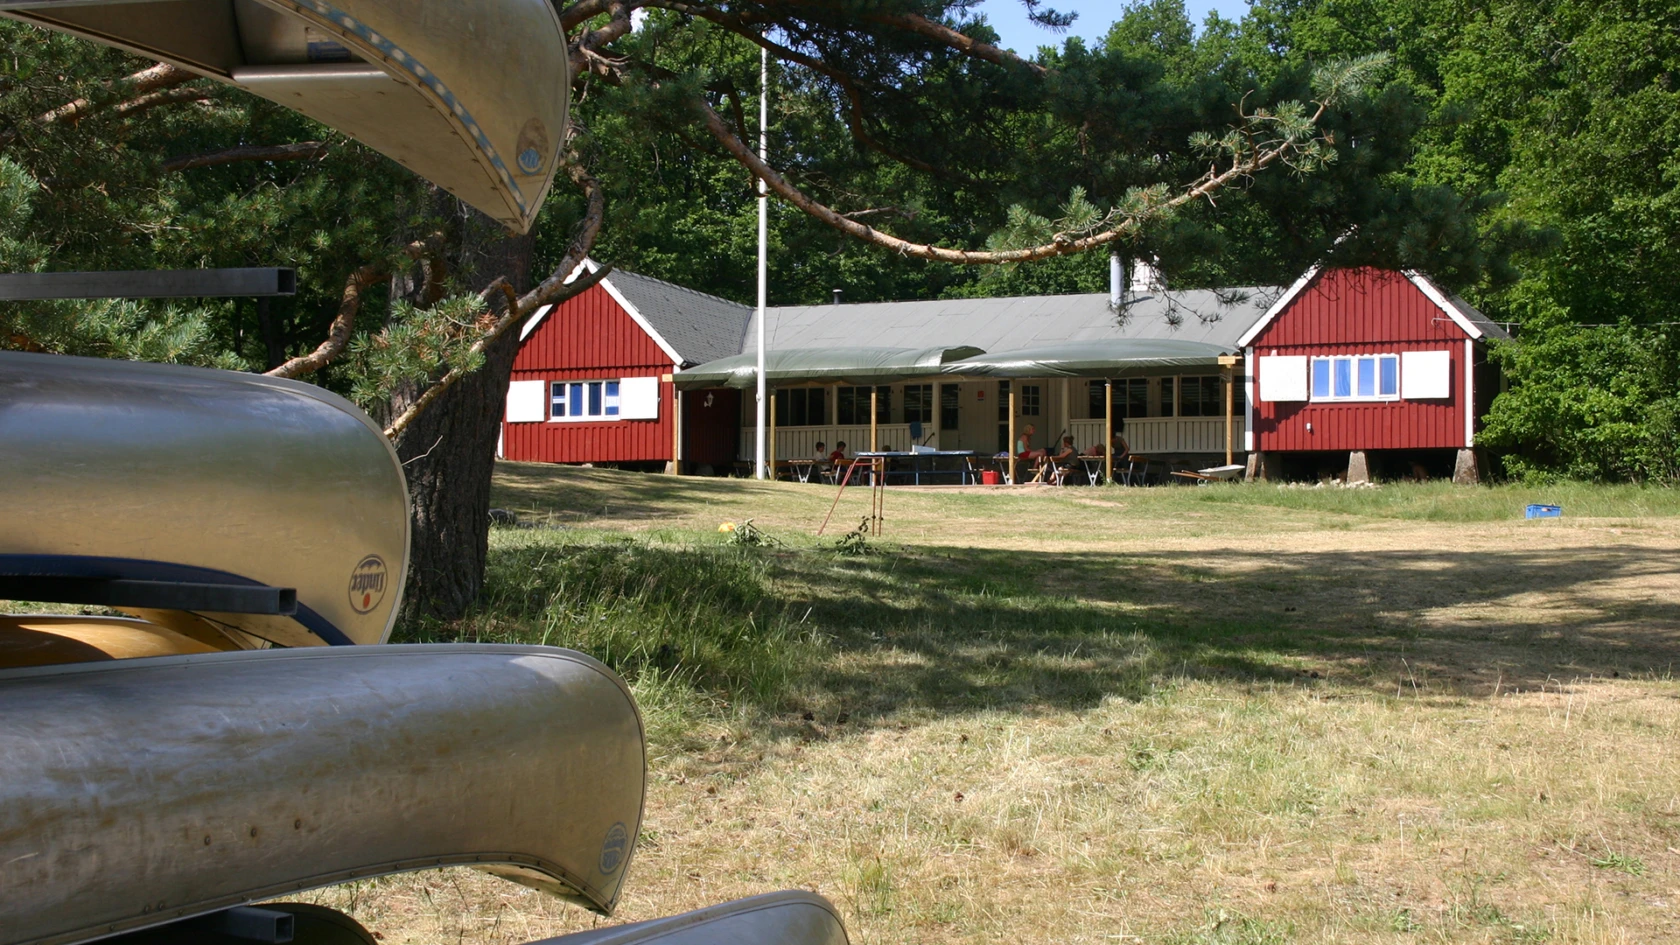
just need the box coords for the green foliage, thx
[5,2,1677,483]
[346,294,489,411]
[0,21,430,380]
[720,518,780,547]
[1481,325,1680,482]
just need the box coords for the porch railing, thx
[1068,417,1233,455]
[740,424,919,461]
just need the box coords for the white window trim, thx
[1309,354,1402,403]
[550,379,624,422]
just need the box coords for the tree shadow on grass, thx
[493,461,784,524]
[772,544,1680,725]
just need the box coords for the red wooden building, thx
[500,262,751,470]
[1240,267,1507,481]
[502,262,1507,483]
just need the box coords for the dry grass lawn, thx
[301,466,1680,945]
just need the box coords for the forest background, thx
[0,0,1674,484]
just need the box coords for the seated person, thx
[1047,435,1080,482]
[813,441,828,467]
[1015,424,1047,461]
[1082,432,1130,461]
[829,440,848,465]
[1051,435,1078,464]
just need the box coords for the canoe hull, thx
[0,351,409,649]
[0,645,645,945]
[0,0,568,232]
[533,892,850,945]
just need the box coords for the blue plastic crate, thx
[1525,504,1562,519]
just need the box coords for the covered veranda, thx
[672,339,1245,484]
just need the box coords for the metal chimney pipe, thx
[832,289,843,305]
[1109,252,1122,309]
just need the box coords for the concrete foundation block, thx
[1346,450,1371,485]
[1244,451,1268,482]
[1452,448,1481,485]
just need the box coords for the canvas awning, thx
[675,346,985,389]
[1,0,569,233]
[942,338,1235,378]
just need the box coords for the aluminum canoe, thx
[532,892,850,945]
[0,0,569,232]
[0,645,646,945]
[0,350,408,650]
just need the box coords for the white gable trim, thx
[1235,265,1486,347]
[1235,265,1321,348]
[514,258,685,364]
[1403,270,1484,339]
[517,303,553,341]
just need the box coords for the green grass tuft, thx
[393,531,805,705]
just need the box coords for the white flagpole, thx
[754,43,769,480]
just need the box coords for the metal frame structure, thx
[0,268,296,300]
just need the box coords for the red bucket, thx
[981,470,1001,485]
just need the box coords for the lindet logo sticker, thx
[348,555,388,614]
[598,822,629,875]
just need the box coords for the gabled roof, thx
[607,270,754,366]
[1236,267,1509,347]
[751,286,1281,354]
[519,261,752,367]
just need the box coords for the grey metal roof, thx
[750,287,1283,356]
[596,264,1283,367]
[607,270,753,367]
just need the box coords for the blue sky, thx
[975,0,1251,53]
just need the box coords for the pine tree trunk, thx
[390,212,535,621]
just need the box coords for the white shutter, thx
[505,380,547,422]
[1401,351,1452,399]
[619,376,660,419]
[1257,355,1308,402]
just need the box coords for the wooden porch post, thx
[1060,377,1071,449]
[769,390,778,481]
[932,380,941,448]
[669,375,682,476]
[1218,355,1239,466]
[1104,378,1114,485]
[1007,384,1017,485]
[870,387,878,452]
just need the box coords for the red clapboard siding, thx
[501,282,677,463]
[1251,268,1472,452]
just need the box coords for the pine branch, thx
[383,150,609,440]
[162,142,330,173]
[265,237,440,381]
[0,61,198,146]
[696,94,1332,264]
[112,86,212,120]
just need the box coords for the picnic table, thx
[854,450,979,485]
[779,459,824,483]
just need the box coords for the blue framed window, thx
[1311,359,1332,399]
[1311,355,1401,403]
[550,380,625,421]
